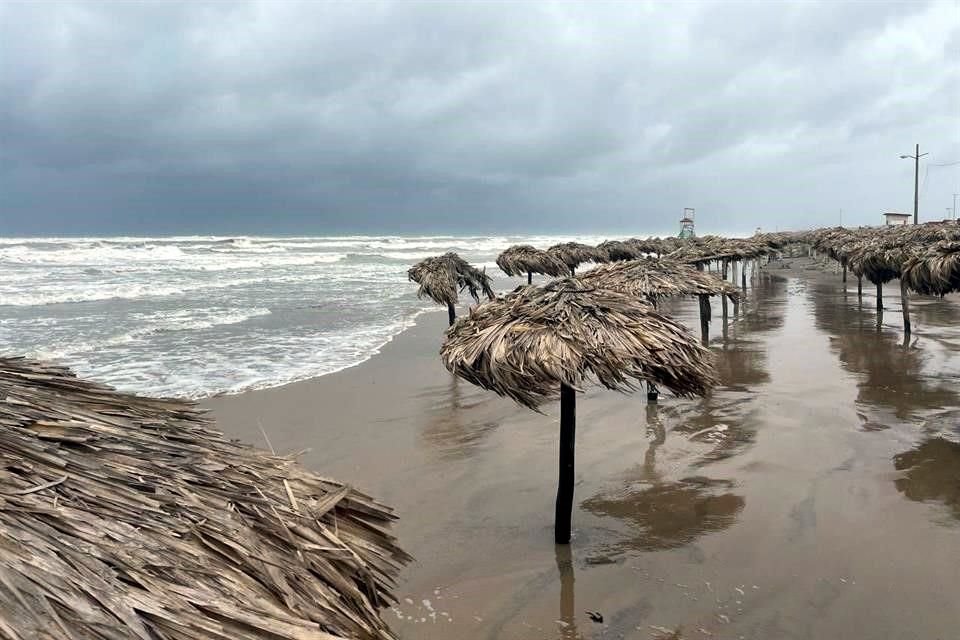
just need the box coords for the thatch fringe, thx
[901,241,960,295]
[0,357,409,640]
[546,242,605,271]
[440,279,716,410]
[496,245,570,278]
[580,257,741,302]
[408,252,495,306]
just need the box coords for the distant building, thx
[679,208,696,239]
[883,212,911,226]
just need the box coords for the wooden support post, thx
[857,275,862,300]
[741,261,747,290]
[721,291,728,322]
[901,279,911,336]
[698,294,711,345]
[447,302,456,326]
[527,271,533,285]
[555,383,576,544]
[647,381,659,403]
[842,264,847,283]
[876,282,883,318]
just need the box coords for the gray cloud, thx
[1,0,958,236]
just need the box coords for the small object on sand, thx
[586,610,604,623]
[585,553,621,565]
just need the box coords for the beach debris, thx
[0,356,410,640]
[441,278,716,543]
[650,624,685,639]
[586,610,604,623]
[585,552,622,565]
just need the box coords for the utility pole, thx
[900,144,928,225]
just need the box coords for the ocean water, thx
[0,235,608,398]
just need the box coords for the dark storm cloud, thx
[1,0,958,235]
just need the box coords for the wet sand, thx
[205,258,960,640]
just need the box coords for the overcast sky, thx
[1,1,958,236]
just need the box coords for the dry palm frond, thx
[902,241,960,295]
[0,356,409,640]
[496,245,570,278]
[595,240,644,262]
[408,252,495,306]
[440,278,716,410]
[580,257,741,302]
[547,242,605,271]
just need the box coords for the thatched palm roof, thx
[801,221,960,285]
[902,241,960,295]
[0,357,409,640]
[496,245,570,278]
[408,252,495,306]
[579,257,741,302]
[546,242,605,271]
[595,239,644,262]
[440,279,716,410]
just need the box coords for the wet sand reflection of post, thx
[554,544,580,640]
[810,279,958,420]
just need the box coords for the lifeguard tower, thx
[678,208,696,239]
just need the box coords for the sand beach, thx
[206,258,960,640]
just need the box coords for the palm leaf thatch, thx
[440,279,716,411]
[0,356,409,640]
[546,242,605,273]
[902,241,960,295]
[580,257,741,303]
[496,245,570,281]
[595,240,644,262]
[407,252,495,307]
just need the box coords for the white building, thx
[883,212,911,226]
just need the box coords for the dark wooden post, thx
[901,279,911,336]
[741,261,747,290]
[721,292,728,323]
[857,275,863,300]
[698,294,711,345]
[527,271,533,285]
[555,383,576,544]
[447,302,456,326]
[842,263,847,283]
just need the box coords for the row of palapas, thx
[407,233,794,544]
[408,232,794,331]
[798,220,960,334]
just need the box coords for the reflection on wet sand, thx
[419,376,500,460]
[894,437,960,522]
[554,544,579,640]
[809,279,958,419]
[583,404,744,551]
[582,475,745,551]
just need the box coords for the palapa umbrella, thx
[496,244,570,284]
[440,279,716,543]
[901,241,960,297]
[580,257,742,345]
[595,239,644,262]
[0,356,410,640]
[546,242,605,275]
[408,252,495,325]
